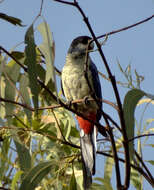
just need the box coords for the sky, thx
[1,0,154,189]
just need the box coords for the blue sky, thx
[1,0,154,189]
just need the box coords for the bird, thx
[61,36,104,189]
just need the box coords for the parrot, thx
[61,36,104,189]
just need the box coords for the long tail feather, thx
[80,126,97,190]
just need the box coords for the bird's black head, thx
[68,36,94,57]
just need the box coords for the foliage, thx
[0,2,154,190]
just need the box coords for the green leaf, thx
[14,140,31,175]
[146,118,154,125]
[130,168,142,190]
[117,60,124,73]
[19,74,32,122]
[0,13,24,26]
[123,89,145,161]
[37,20,57,94]
[11,170,23,190]
[93,177,111,190]
[69,167,77,190]
[146,144,154,148]
[0,76,6,118]
[11,51,25,60]
[5,58,21,82]
[0,137,11,180]
[91,183,105,190]
[146,160,154,165]
[19,161,53,190]
[4,60,20,119]
[24,24,40,109]
[104,156,114,188]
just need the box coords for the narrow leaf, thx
[11,170,23,190]
[14,140,31,175]
[130,168,142,189]
[104,156,114,186]
[19,161,53,190]
[19,74,32,121]
[4,60,20,118]
[123,89,145,161]
[0,76,6,118]
[11,51,25,60]
[37,20,57,95]
[146,160,154,165]
[0,13,24,26]
[69,167,77,190]
[137,98,154,106]
[24,24,40,109]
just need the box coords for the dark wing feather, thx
[89,61,107,137]
[89,61,102,120]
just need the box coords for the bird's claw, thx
[83,96,90,105]
[66,100,73,108]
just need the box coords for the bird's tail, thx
[80,125,97,190]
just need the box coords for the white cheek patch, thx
[80,129,85,137]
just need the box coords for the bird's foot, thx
[65,100,73,108]
[83,96,90,106]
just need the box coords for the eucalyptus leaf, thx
[19,161,53,190]
[11,170,23,190]
[14,140,31,176]
[145,160,154,165]
[24,24,40,109]
[4,60,20,119]
[19,74,32,121]
[104,156,114,188]
[69,167,77,190]
[37,20,57,96]
[0,13,24,26]
[123,89,145,161]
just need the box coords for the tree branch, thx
[97,14,154,39]
[97,150,154,187]
[135,151,154,184]
[52,1,130,188]
[128,133,154,142]
[0,97,34,111]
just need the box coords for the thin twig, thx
[0,46,27,72]
[128,133,154,142]
[97,14,154,39]
[13,115,29,128]
[53,0,75,6]
[135,151,154,183]
[39,0,44,16]
[103,111,121,132]
[3,70,25,103]
[97,151,154,187]
[0,97,34,111]
[0,96,118,112]
[51,109,66,141]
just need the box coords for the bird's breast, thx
[62,63,91,100]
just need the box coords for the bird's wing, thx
[89,60,102,120]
